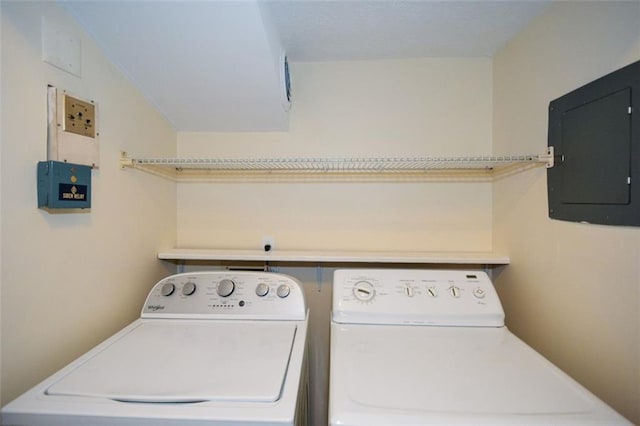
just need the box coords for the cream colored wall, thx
[0,2,3,404]
[493,1,640,423]
[1,2,177,404]
[177,58,493,426]
[177,59,493,252]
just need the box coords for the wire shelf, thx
[120,151,553,182]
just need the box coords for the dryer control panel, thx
[333,269,504,327]
[142,271,306,320]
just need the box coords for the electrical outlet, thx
[63,94,96,138]
[261,236,275,252]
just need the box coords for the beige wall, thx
[177,58,494,426]
[0,2,5,405]
[0,3,3,403]
[177,59,494,252]
[493,1,640,423]
[0,2,177,404]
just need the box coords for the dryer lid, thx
[47,321,298,403]
[332,324,599,417]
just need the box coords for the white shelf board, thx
[158,249,510,266]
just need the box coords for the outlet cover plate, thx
[63,94,96,138]
[47,86,99,168]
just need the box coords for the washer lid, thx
[47,320,298,403]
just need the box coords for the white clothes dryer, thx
[2,271,309,426]
[329,269,630,425]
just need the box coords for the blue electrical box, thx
[38,161,91,210]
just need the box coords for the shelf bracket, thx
[120,151,134,169]
[540,146,555,168]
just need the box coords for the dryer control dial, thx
[449,286,461,298]
[353,280,375,302]
[217,279,235,297]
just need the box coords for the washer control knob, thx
[426,287,438,297]
[352,280,375,302]
[276,284,291,298]
[256,283,270,297]
[182,281,196,296]
[473,287,486,299]
[449,286,461,298]
[217,279,235,297]
[161,283,175,297]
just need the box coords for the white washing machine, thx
[329,269,630,425]
[2,271,309,426]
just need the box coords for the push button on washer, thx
[473,287,486,299]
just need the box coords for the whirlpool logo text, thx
[147,305,165,312]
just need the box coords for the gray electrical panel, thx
[547,60,639,226]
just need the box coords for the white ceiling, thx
[267,1,551,61]
[62,1,551,132]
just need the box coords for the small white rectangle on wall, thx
[47,86,99,168]
[41,17,81,77]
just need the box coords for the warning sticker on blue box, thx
[58,184,88,201]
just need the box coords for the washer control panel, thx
[142,271,306,320]
[333,269,504,327]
